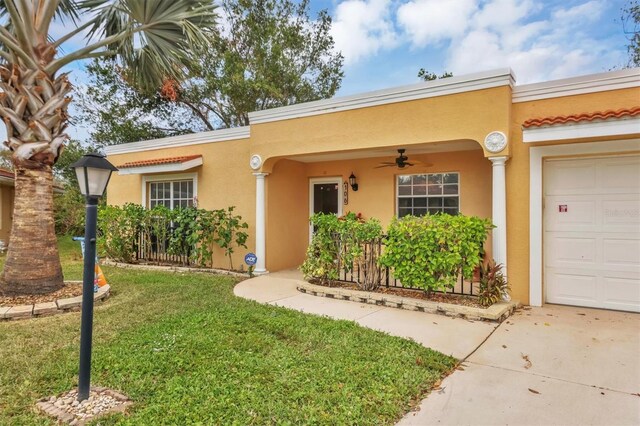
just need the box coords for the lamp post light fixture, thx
[349,172,358,192]
[70,153,118,402]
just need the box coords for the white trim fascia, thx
[308,177,344,241]
[249,68,515,124]
[528,138,640,307]
[523,117,640,143]
[513,68,640,103]
[104,126,250,155]
[118,157,203,175]
[141,172,198,208]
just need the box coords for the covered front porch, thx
[250,140,508,276]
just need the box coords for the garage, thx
[544,155,640,312]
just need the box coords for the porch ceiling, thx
[286,140,481,163]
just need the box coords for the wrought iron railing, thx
[134,226,193,266]
[337,236,477,296]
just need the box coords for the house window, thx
[397,173,459,217]
[149,179,194,209]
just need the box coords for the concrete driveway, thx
[400,305,640,426]
[235,272,640,425]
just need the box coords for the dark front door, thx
[313,182,340,215]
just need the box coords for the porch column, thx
[490,156,508,277]
[254,172,269,274]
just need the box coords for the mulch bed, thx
[312,280,485,309]
[0,282,83,307]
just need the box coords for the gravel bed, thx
[0,282,82,307]
[37,387,131,425]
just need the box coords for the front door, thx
[309,178,343,238]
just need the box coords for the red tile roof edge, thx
[118,155,203,169]
[0,168,14,179]
[523,107,640,128]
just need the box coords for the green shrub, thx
[54,185,87,236]
[214,206,249,271]
[301,213,383,289]
[98,204,249,270]
[98,203,145,263]
[380,214,493,294]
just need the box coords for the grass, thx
[0,237,456,425]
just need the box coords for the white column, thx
[490,156,508,277]
[254,172,269,274]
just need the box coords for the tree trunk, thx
[0,166,64,296]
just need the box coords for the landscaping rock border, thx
[0,283,110,321]
[36,386,132,425]
[297,281,518,322]
[102,259,248,278]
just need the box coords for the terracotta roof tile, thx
[522,107,640,128]
[118,155,202,169]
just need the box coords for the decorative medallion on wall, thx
[249,154,262,170]
[484,131,508,153]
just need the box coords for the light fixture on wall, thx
[349,172,358,191]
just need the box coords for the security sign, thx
[244,253,257,266]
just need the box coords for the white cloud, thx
[472,0,537,30]
[331,0,399,65]
[443,0,619,83]
[397,0,478,47]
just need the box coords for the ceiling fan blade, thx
[406,161,434,168]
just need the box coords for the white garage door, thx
[544,155,640,312]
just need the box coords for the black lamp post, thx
[70,153,118,402]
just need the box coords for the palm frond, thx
[0,0,80,24]
[52,0,218,92]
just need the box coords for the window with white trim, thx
[397,173,459,217]
[149,179,194,209]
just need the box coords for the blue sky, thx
[311,0,632,95]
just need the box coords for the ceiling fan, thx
[375,149,431,169]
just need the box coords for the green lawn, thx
[0,237,456,425]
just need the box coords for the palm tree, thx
[0,0,216,295]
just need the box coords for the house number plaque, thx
[343,182,349,205]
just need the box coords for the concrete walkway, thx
[234,271,640,425]
[234,270,497,359]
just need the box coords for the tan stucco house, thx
[105,68,640,312]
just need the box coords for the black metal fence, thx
[134,227,193,266]
[337,237,477,296]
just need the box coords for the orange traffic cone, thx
[94,265,108,287]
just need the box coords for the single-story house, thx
[104,67,640,312]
